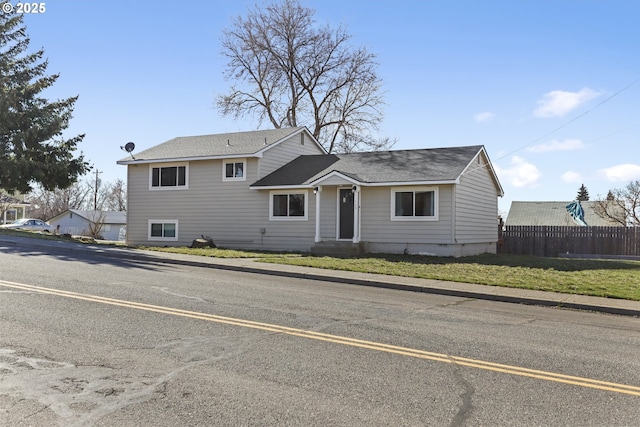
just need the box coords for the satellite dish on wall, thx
[120,142,136,160]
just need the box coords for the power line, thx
[463,76,640,177]
[496,76,640,162]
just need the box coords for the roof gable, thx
[252,145,490,188]
[117,127,324,165]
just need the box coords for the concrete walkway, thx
[1,235,639,317]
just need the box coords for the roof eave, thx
[364,179,460,187]
[309,171,361,186]
[117,152,262,165]
[249,184,314,190]
[254,126,327,157]
[459,146,505,197]
[254,179,461,189]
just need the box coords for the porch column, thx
[352,185,360,243]
[314,186,322,243]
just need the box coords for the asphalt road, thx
[1,243,639,426]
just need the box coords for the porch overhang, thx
[309,171,362,187]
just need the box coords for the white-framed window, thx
[148,220,179,241]
[223,159,246,181]
[269,190,308,221]
[390,187,438,221]
[149,163,188,190]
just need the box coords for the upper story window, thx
[150,163,188,190]
[223,159,246,182]
[391,187,438,221]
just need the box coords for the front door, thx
[339,188,354,240]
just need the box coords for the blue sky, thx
[17,0,640,216]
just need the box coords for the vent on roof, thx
[227,139,231,147]
[264,137,267,146]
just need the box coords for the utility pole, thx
[93,169,102,211]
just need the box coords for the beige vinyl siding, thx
[127,158,317,251]
[360,185,453,244]
[260,189,317,251]
[314,187,338,240]
[258,134,325,178]
[455,152,500,243]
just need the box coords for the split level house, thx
[117,127,504,257]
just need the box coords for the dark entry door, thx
[339,188,354,240]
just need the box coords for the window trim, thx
[148,219,179,241]
[222,158,247,182]
[269,190,308,221]
[149,163,189,190]
[390,186,438,221]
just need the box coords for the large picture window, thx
[150,164,188,189]
[269,191,308,220]
[391,187,438,221]
[148,220,178,241]
[223,159,246,181]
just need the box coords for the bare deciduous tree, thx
[217,0,392,153]
[25,178,126,220]
[593,180,640,226]
[85,210,106,239]
[102,179,127,212]
[26,182,92,220]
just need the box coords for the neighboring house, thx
[0,195,29,224]
[48,209,127,241]
[117,127,504,257]
[505,201,624,227]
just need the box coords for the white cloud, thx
[534,88,600,118]
[474,112,495,123]
[598,164,640,182]
[561,171,582,183]
[528,138,585,153]
[495,156,541,188]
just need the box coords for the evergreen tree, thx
[0,7,89,194]
[576,184,590,201]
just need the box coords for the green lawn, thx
[3,230,639,301]
[138,245,640,301]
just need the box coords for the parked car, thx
[0,218,54,232]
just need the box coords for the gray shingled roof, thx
[118,127,308,163]
[252,145,485,187]
[505,201,623,226]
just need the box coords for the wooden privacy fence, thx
[500,226,640,257]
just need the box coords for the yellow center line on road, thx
[2,279,639,397]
